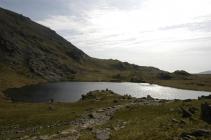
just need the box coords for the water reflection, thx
[5,82,211,102]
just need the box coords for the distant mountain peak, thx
[199,71,211,74]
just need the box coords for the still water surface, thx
[5,82,211,102]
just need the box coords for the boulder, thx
[201,102,211,123]
[180,133,195,140]
[191,129,211,137]
[146,95,154,100]
[88,112,101,119]
[181,107,192,118]
[180,129,211,139]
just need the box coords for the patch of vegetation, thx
[99,99,211,140]
[1,90,211,139]
[155,74,211,92]
[157,72,172,80]
[173,70,191,76]
[0,90,130,139]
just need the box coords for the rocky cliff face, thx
[0,7,89,81]
[0,7,165,90]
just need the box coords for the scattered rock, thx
[172,118,179,123]
[112,120,127,131]
[190,129,211,137]
[97,109,105,113]
[60,131,70,136]
[180,133,195,140]
[96,129,110,140]
[181,107,192,118]
[88,113,95,118]
[96,98,101,101]
[180,129,211,139]
[180,119,186,125]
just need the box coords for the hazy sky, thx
[1,0,211,73]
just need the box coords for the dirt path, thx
[25,104,127,140]
[24,99,163,140]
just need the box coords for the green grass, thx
[0,90,130,139]
[99,100,211,140]
[0,64,44,92]
[74,99,211,140]
[1,90,211,139]
[155,74,211,92]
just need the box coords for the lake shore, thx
[0,75,211,100]
[1,74,211,102]
[1,90,211,139]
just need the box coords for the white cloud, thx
[37,0,211,72]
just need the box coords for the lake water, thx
[4,82,211,102]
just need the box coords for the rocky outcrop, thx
[180,129,211,139]
[28,54,76,81]
[198,95,211,100]
[181,107,193,118]
[201,102,211,123]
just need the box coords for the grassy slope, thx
[1,91,211,140]
[101,100,211,140]
[79,93,211,140]
[154,74,211,92]
[0,91,129,139]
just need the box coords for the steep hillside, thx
[2,7,211,92]
[0,7,165,91]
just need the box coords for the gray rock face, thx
[201,102,211,123]
[28,54,76,81]
[0,7,167,87]
[0,7,87,81]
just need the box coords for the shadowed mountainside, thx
[1,7,211,92]
[0,7,165,90]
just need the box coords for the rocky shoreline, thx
[1,90,211,140]
[21,91,167,140]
